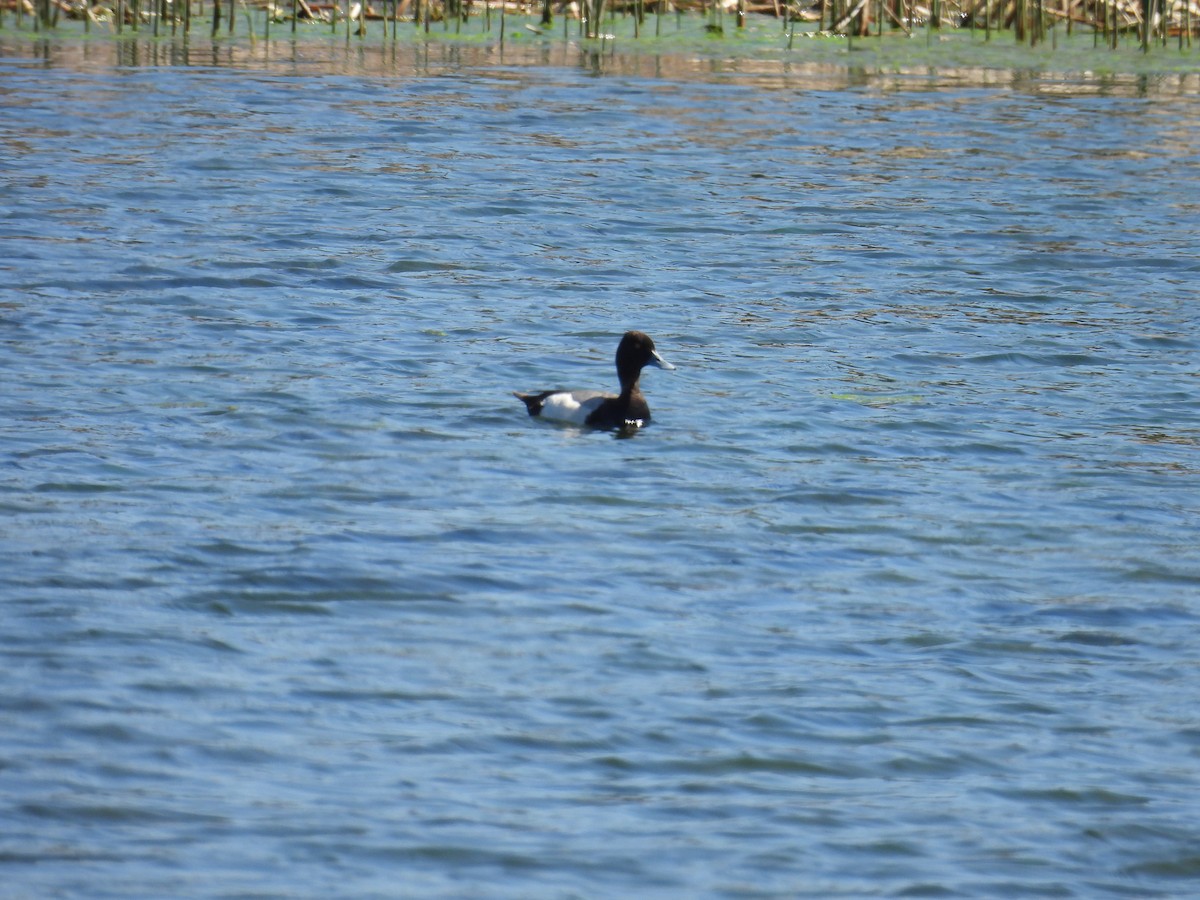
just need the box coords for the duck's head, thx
[616,330,675,384]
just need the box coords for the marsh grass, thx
[4,0,1198,55]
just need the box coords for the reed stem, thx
[10,0,1200,51]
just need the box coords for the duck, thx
[514,331,675,430]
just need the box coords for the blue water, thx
[2,34,1199,898]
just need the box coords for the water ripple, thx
[2,41,1199,900]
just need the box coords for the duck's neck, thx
[618,376,641,401]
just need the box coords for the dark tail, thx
[513,391,544,417]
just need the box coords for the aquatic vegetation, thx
[3,0,1196,50]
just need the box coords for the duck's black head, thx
[615,331,674,388]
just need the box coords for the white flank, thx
[539,392,605,425]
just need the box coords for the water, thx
[2,34,1199,898]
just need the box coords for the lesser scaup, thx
[514,331,675,430]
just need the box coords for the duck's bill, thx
[650,350,676,371]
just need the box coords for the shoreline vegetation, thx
[2,0,1196,59]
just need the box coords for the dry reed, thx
[5,0,1197,48]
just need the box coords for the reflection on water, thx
[5,23,1200,93]
[1,29,1199,899]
